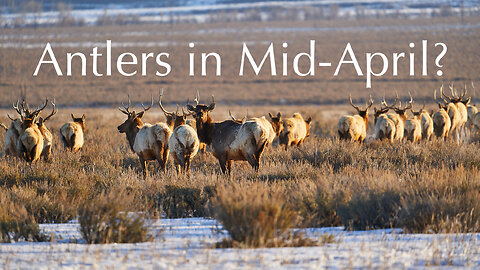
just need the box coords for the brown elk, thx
[337,95,373,143]
[60,113,85,152]
[279,113,312,151]
[433,103,452,140]
[118,96,172,178]
[411,102,434,141]
[382,93,410,141]
[186,92,269,174]
[159,96,200,174]
[36,100,57,161]
[2,102,23,157]
[268,112,284,139]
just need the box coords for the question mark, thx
[435,42,447,76]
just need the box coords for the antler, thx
[12,100,24,120]
[140,96,153,114]
[349,94,360,112]
[42,98,57,122]
[119,94,132,115]
[158,89,173,116]
[29,98,48,117]
[381,91,398,109]
[194,90,200,105]
[439,85,451,103]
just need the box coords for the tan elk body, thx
[337,95,373,143]
[60,114,85,152]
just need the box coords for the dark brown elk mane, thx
[118,95,152,151]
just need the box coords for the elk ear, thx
[38,117,44,126]
[186,104,195,112]
[71,113,75,120]
[208,103,216,111]
[268,112,274,119]
[136,111,144,119]
[82,114,86,121]
[306,117,312,124]
[277,112,281,118]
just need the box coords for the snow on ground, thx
[1,218,480,269]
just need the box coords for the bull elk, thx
[337,95,373,143]
[159,94,199,174]
[279,113,312,151]
[186,92,269,174]
[440,84,468,141]
[118,96,172,179]
[15,99,48,162]
[158,89,206,153]
[36,100,57,161]
[60,113,85,152]
[403,94,422,143]
[382,92,410,141]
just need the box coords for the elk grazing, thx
[279,113,312,151]
[373,104,395,143]
[337,95,373,143]
[186,92,269,174]
[118,96,172,179]
[433,103,452,140]
[60,113,85,152]
[159,95,199,174]
[158,89,206,153]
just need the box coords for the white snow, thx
[1,218,479,269]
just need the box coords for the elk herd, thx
[3,83,478,179]
[117,90,311,178]
[0,98,85,163]
[338,84,480,144]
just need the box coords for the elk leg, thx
[43,145,52,162]
[140,157,147,179]
[218,156,228,174]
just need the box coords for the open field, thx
[2,13,480,268]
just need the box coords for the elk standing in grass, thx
[410,102,434,141]
[404,95,423,143]
[433,103,452,140]
[2,104,23,157]
[159,94,199,174]
[439,85,467,141]
[279,113,312,151]
[382,93,410,142]
[268,112,284,139]
[36,100,57,161]
[158,90,206,154]
[467,104,477,130]
[230,111,276,146]
[337,95,373,143]
[373,103,396,143]
[187,93,269,174]
[118,96,172,179]
[60,113,85,153]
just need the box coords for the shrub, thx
[0,193,48,243]
[78,191,152,244]
[213,181,313,248]
[155,185,216,218]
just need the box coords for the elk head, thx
[349,94,374,119]
[117,95,151,134]
[268,112,284,137]
[186,91,215,124]
[158,89,192,128]
[392,92,413,119]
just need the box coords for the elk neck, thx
[125,118,143,151]
[196,114,214,145]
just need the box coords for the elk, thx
[467,104,478,129]
[411,102,434,141]
[2,103,23,157]
[186,92,269,174]
[36,100,57,161]
[230,111,276,146]
[373,104,395,143]
[158,89,206,153]
[440,85,468,141]
[433,103,452,140]
[159,97,199,174]
[14,100,48,163]
[279,113,312,151]
[268,112,284,139]
[382,93,410,141]
[118,96,171,178]
[337,95,373,143]
[60,113,85,153]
